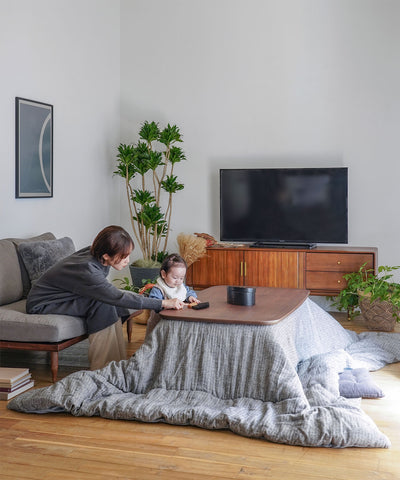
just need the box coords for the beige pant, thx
[88,319,126,370]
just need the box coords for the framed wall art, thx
[15,97,53,198]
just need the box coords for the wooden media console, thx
[186,245,377,296]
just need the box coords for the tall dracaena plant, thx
[114,121,185,264]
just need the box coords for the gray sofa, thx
[0,232,87,381]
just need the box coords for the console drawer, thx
[306,253,374,272]
[306,271,349,291]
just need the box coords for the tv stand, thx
[186,245,377,296]
[250,242,317,250]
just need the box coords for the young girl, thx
[149,254,199,304]
[146,254,200,334]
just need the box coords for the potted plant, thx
[331,263,400,331]
[114,121,185,285]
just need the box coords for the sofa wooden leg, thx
[50,351,59,382]
[126,310,145,342]
[127,317,134,343]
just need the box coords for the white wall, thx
[1,0,399,273]
[0,0,121,249]
[120,0,400,271]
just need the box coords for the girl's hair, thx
[160,254,187,274]
[90,225,134,263]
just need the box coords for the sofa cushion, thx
[17,237,75,285]
[0,299,86,342]
[9,232,56,297]
[0,240,23,305]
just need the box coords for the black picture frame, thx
[15,97,53,198]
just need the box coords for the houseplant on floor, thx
[114,121,185,286]
[331,263,400,331]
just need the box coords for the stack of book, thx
[0,367,34,401]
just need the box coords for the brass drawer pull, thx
[337,261,341,265]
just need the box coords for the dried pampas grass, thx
[177,233,207,267]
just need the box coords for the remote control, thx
[191,302,210,310]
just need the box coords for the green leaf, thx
[147,150,164,170]
[159,124,182,146]
[136,204,165,229]
[161,174,184,194]
[133,142,151,175]
[152,251,169,263]
[114,143,137,179]
[131,189,156,206]
[168,146,186,164]
[139,121,160,143]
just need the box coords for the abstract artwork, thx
[15,97,53,198]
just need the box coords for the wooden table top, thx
[159,286,310,325]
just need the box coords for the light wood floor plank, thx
[1,314,399,479]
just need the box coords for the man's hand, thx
[162,298,184,310]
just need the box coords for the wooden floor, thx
[1,314,400,480]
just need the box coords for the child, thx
[146,254,199,335]
[149,254,200,304]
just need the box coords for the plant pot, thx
[358,292,397,332]
[129,265,159,288]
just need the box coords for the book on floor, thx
[0,367,30,385]
[0,367,34,400]
[0,372,31,388]
[0,375,33,392]
[0,380,34,400]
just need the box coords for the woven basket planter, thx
[359,294,397,332]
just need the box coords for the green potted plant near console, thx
[114,120,185,286]
[331,263,400,331]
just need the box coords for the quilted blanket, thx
[8,299,400,448]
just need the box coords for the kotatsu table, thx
[159,285,310,325]
[9,287,397,448]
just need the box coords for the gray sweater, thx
[27,247,162,327]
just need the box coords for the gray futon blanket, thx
[8,299,400,448]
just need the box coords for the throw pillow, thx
[339,368,384,399]
[10,232,56,297]
[18,237,75,284]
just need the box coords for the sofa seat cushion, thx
[0,299,86,343]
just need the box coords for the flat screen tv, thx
[220,167,348,248]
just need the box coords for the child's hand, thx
[188,296,200,304]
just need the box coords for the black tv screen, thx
[220,167,348,247]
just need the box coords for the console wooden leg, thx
[50,351,59,382]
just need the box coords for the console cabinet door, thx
[244,251,304,288]
[188,249,243,288]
